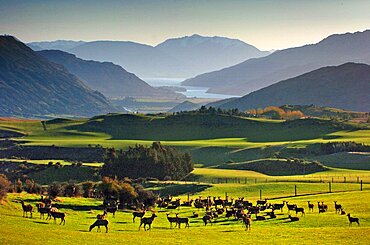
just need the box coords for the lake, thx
[144,78,235,99]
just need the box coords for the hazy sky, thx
[1,0,369,50]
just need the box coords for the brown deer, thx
[166,213,178,228]
[295,207,305,216]
[202,214,213,226]
[97,210,107,220]
[347,214,359,226]
[242,214,252,231]
[139,213,157,231]
[20,201,33,218]
[288,215,299,222]
[89,219,108,233]
[334,201,342,214]
[48,210,66,225]
[36,203,50,219]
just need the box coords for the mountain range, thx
[37,50,183,99]
[183,30,370,95]
[29,34,269,79]
[0,36,114,117]
[214,63,370,112]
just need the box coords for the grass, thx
[1,189,369,245]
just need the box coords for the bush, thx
[48,183,64,198]
[15,179,22,193]
[24,179,42,194]
[64,183,83,197]
[101,142,194,180]
[82,181,95,198]
[0,174,11,200]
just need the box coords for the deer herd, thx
[18,195,360,233]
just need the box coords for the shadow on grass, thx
[78,230,90,233]
[33,221,49,224]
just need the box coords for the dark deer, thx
[36,203,50,219]
[48,210,66,225]
[89,219,108,233]
[288,215,299,222]
[105,205,118,217]
[286,202,297,213]
[334,201,342,214]
[347,214,359,226]
[307,201,314,212]
[139,213,157,231]
[132,211,145,222]
[295,207,305,216]
[202,214,213,226]
[20,201,33,218]
[166,213,177,228]
[176,213,190,228]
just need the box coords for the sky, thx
[0,0,369,50]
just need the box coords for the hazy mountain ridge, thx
[183,30,370,95]
[0,36,114,117]
[216,63,370,112]
[37,50,183,99]
[29,34,269,79]
[28,40,85,52]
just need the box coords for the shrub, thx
[64,183,83,197]
[48,183,64,198]
[0,174,11,200]
[82,181,95,198]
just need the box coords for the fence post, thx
[357,177,359,183]
[332,177,334,183]
[329,182,332,193]
[344,177,346,183]
[294,185,297,196]
[255,178,257,184]
[361,180,363,191]
[260,189,262,200]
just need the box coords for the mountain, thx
[216,63,370,112]
[28,40,84,52]
[155,34,269,77]
[168,101,201,113]
[183,30,370,95]
[0,36,114,117]
[37,50,183,99]
[33,35,268,79]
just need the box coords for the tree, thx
[0,174,11,200]
[82,181,95,198]
[118,183,137,205]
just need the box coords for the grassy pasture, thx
[1,190,369,245]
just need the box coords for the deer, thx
[89,219,109,233]
[139,213,157,231]
[286,202,297,213]
[36,203,50,219]
[105,205,118,217]
[132,211,145,222]
[321,202,328,211]
[192,211,199,218]
[288,215,299,222]
[176,213,190,228]
[295,207,305,216]
[20,201,33,218]
[307,201,314,212]
[48,210,66,225]
[347,214,359,226]
[202,214,213,226]
[166,213,178,228]
[334,201,342,214]
[242,214,252,231]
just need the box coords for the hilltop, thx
[182,30,370,95]
[0,36,114,117]
[38,50,183,99]
[216,63,370,112]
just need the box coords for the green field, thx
[1,189,369,245]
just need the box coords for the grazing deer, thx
[48,210,66,225]
[347,214,359,226]
[288,215,299,222]
[97,210,107,220]
[132,211,145,222]
[166,213,178,228]
[89,219,109,233]
[176,214,190,228]
[192,211,199,218]
[334,201,342,214]
[202,214,213,226]
[36,203,50,219]
[20,201,33,218]
[295,207,305,216]
[256,199,267,206]
[139,213,157,231]
[242,214,252,231]
[307,201,314,212]
[286,202,297,213]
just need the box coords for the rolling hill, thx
[168,101,201,113]
[182,30,370,95]
[28,40,84,52]
[0,36,114,117]
[37,50,183,99]
[31,34,269,79]
[216,63,370,112]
